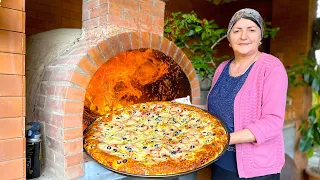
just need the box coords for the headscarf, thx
[227,8,264,39]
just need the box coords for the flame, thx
[84,49,169,116]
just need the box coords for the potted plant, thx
[287,56,320,179]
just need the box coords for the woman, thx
[206,8,287,179]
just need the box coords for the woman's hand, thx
[229,129,256,145]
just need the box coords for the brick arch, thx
[35,32,200,179]
[78,32,200,104]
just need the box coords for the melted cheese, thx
[97,103,219,164]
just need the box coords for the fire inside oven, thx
[83,48,191,130]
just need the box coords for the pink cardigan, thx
[208,53,288,178]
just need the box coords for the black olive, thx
[134,137,138,140]
[170,129,174,131]
[90,145,94,148]
[155,129,158,132]
[191,118,195,120]
[107,146,111,150]
[154,144,159,148]
[169,138,172,141]
[146,112,150,115]
[143,146,147,149]
[116,117,120,119]
[196,120,200,123]
[123,137,127,140]
[111,126,114,128]
[171,151,176,154]
[117,160,122,164]
[179,140,182,143]
[113,149,117,152]
[190,145,195,149]
[123,159,127,163]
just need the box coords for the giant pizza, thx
[84,101,229,177]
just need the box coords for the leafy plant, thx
[164,11,280,79]
[288,56,320,158]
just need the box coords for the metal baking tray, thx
[83,106,230,179]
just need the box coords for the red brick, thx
[47,136,63,154]
[184,61,194,76]
[119,33,132,51]
[140,32,150,49]
[108,35,123,55]
[64,101,84,114]
[173,48,184,63]
[88,47,107,67]
[190,79,200,90]
[64,127,82,140]
[54,86,67,97]
[50,69,73,81]
[154,17,164,27]
[0,97,23,118]
[0,158,25,179]
[62,2,82,13]
[0,30,25,54]
[70,71,90,88]
[0,117,24,139]
[140,0,153,5]
[50,6,70,17]
[0,52,24,75]
[0,7,24,33]
[66,164,84,179]
[154,0,166,9]
[109,0,138,10]
[151,24,163,35]
[109,3,122,16]
[34,108,52,123]
[62,18,81,28]
[45,99,65,113]
[188,70,197,83]
[69,10,82,21]
[51,114,63,128]
[192,97,201,105]
[27,1,50,13]
[107,14,138,30]
[0,75,23,96]
[65,152,83,167]
[45,123,61,140]
[83,17,99,29]
[82,9,90,21]
[160,37,170,54]
[54,152,65,167]
[63,115,82,128]
[64,139,83,155]
[91,3,108,19]
[178,55,189,69]
[140,3,164,18]
[151,33,160,50]
[130,32,141,49]
[83,0,99,10]
[1,0,24,11]
[167,42,177,58]
[98,40,115,60]
[0,138,25,161]
[65,87,86,101]
[78,56,97,77]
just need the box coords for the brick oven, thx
[29,0,201,179]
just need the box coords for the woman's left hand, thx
[229,129,256,145]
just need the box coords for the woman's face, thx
[229,18,261,56]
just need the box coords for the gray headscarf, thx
[227,8,264,39]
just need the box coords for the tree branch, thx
[211,34,227,50]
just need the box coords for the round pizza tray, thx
[83,107,230,179]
